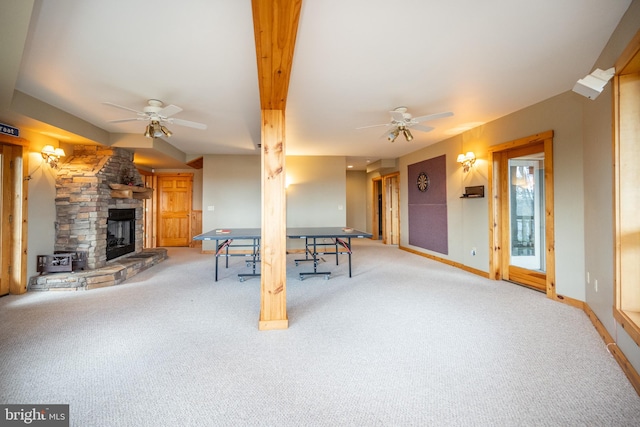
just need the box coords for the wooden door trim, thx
[0,138,29,294]
[488,130,556,299]
[138,173,157,249]
[371,177,382,241]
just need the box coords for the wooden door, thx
[383,173,400,245]
[489,131,555,297]
[157,174,192,247]
[500,143,547,290]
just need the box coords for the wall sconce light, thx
[41,145,66,169]
[457,151,476,172]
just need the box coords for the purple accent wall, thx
[408,155,448,254]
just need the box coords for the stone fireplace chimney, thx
[54,145,145,269]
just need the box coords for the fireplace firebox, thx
[107,209,136,261]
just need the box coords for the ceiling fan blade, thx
[356,123,390,130]
[411,111,454,123]
[158,104,182,118]
[410,124,435,132]
[107,118,147,123]
[168,118,208,130]
[102,102,144,115]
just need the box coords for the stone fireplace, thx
[54,145,144,269]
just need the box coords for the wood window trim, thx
[613,30,640,346]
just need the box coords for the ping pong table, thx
[193,227,372,281]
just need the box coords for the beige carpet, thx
[1,239,639,426]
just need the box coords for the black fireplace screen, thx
[106,208,135,260]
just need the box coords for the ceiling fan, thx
[103,99,207,138]
[357,107,453,142]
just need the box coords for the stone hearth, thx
[28,248,167,291]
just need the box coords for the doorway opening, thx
[372,173,399,245]
[372,178,382,240]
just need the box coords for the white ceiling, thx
[2,0,633,169]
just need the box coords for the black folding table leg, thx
[215,252,219,281]
[348,238,352,277]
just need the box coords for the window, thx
[614,31,640,345]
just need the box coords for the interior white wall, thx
[583,0,640,373]
[201,155,348,251]
[201,155,261,251]
[399,90,586,300]
[400,138,472,267]
[346,170,367,231]
[24,131,65,279]
[286,156,346,227]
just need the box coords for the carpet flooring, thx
[1,239,639,426]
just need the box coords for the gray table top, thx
[193,227,371,240]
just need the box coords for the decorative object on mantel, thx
[461,185,484,198]
[120,167,137,185]
[109,183,153,199]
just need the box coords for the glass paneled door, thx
[501,143,547,291]
[509,155,545,272]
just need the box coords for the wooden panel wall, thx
[191,210,202,248]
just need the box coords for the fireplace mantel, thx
[109,183,153,199]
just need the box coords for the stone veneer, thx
[55,145,144,269]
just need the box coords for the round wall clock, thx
[417,172,430,192]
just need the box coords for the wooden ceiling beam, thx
[252,0,302,111]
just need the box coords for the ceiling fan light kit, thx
[358,106,453,142]
[387,128,400,142]
[104,99,207,138]
[144,121,173,138]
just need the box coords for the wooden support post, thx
[252,0,301,330]
[259,109,288,330]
